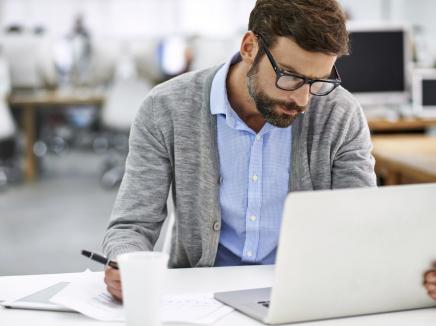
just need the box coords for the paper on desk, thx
[163,293,233,324]
[50,272,233,324]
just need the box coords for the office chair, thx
[153,195,175,254]
[189,35,241,71]
[0,53,19,190]
[0,103,17,190]
[2,33,58,89]
[84,37,119,87]
[98,77,152,189]
[130,38,163,85]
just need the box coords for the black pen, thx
[81,249,119,270]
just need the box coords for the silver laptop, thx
[214,183,436,324]
[2,282,74,312]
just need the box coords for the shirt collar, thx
[210,52,241,117]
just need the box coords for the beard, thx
[247,69,306,128]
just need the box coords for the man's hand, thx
[424,270,436,300]
[104,266,123,301]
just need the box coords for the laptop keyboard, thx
[257,300,270,308]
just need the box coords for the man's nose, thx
[288,84,311,107]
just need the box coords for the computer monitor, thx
[335,23,412,107]
[412,68,436,117]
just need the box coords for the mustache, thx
[275,100,305,112]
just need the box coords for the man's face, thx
[246,36,337,128]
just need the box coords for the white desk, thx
[1,265,436,326]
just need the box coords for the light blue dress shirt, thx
[211,54,292,266]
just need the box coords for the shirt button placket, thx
[244,132,262,263]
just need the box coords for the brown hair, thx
[248,0,349,56]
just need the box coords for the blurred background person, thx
[69,14,92,86]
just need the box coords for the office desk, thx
[372,135,436,185]
[1,266,436,326]
[367,117,436,132]
[8,88,105,182]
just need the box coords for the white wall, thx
[0,0,256,38]
[339,0,385,20]
[394,0,436,66]
[1,0,435,67]
[339,0,436,66]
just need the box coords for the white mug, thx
[118,251,169,326]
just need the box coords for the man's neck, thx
[226,62,266,133]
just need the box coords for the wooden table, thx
[372,135,436,185]
[368,117,436,132]
[8,88,105,182]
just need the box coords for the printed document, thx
[50,272,233,324]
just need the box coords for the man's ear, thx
[239,31,259,66]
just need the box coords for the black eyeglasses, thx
[255,34,341,96]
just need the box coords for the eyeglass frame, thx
[255,33,342,96]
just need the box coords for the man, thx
[103,0,377,301]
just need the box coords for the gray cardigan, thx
[102,66,377,268]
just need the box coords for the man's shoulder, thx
[305,86,367,137]
[149,66,221,103]
[308,86,366,125]
[133,66,221,134]
[310,86,361,117]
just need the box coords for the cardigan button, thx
[213,221,221,231]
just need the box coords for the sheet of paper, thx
[50,272,233,324]
[0,269,98,303]
[162,293,233,324]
